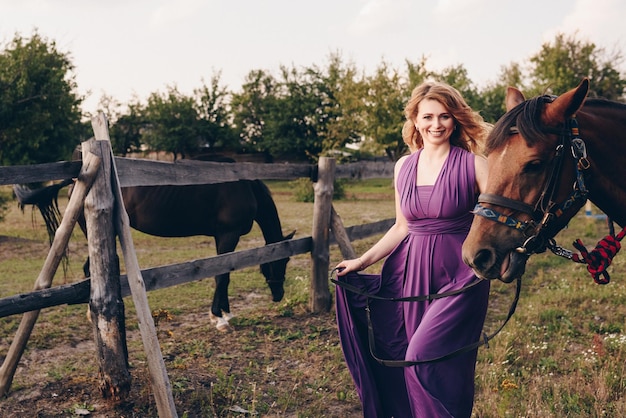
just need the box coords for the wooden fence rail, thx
[0,155,393,187]
[0,218,394,317]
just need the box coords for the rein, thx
[331,268,522,366]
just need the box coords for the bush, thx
[0,189,10,222]
[291,178,346,202]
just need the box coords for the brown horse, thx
[462,78,626,283]
[16,178,295,331]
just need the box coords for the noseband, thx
[472,117,590,256]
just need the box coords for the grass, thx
[2,180,626,416]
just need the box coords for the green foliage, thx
[109,99,145,156]
[194,72,238,150]
[0,189,9,222]
[529,32,626,99]
[360,61,408,161]
[291,177,346,202]
[5,29,626,166]
[0,31,84,165]
[143,86,200,160]
[231,69,278,153]
[318,52,366,152]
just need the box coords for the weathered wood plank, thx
[335,160,395,179]
[310,157,334,313]
[91,115,177,417]
[0,236,311,316]
[1,158,394,187]
[0,220,392,317]
[115,158,315,187]
[0,161,81,185]
[82,136,131,402]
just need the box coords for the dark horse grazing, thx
[18,178,295,331]
[119,181,295,330]
[462,78,626,283]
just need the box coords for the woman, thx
[335,81,491,417]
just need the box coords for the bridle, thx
[472,116,590,257]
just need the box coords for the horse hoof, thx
[210,314,232,332]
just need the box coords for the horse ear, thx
[505,87,525,111]
[542,78,589,125]
[284,230,296,240]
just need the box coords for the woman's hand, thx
[335,258,364,276]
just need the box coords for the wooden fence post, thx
[0,153,100,397]
[91,113,178,418]
[82,138,132,401]
[310,157,335,313]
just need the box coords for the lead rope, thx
[547,119,626,284]
[569,219,626,284]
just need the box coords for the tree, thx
[231,69,278,154]
[110,100,145,157]
[262,65,324,160]
[360,61,408,161]
[94,94,145,157]
[142,86,199,160]
[0,31,84,165]
[475,63,525,123]
[233,65,326,162]
[194,72,238,151]
[529,32,626,99]
[316,52,366,155]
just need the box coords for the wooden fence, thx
[0,113,395,416]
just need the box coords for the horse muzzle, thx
[464,246,529,284]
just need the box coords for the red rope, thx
[571,228,626,284]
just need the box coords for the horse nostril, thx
[472,248,495,272]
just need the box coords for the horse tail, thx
[13,178,73,247]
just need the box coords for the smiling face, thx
[414,99,455,148]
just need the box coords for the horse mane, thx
[486,93,626,157]
[249,180,284,244]
[485,95,556,155]
[583,97,626,110]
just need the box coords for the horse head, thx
[260,230,296,302]
[462,79,590,283]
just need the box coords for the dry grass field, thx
[1,179,626,417]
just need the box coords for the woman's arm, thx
[336,156,410,276]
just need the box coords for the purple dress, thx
[335,146,490,417]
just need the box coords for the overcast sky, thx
[1,0,624,112]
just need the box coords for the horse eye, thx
[523,160,544,174]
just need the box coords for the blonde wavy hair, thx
[401,81,490,154]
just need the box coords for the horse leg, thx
[210,233,240,331]
[210,272,232,331]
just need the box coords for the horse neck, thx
[250,180,284,244]
[579,102,626,226]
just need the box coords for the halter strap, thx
[478,193,536,216]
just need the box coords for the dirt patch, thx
[0,290,362,417]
